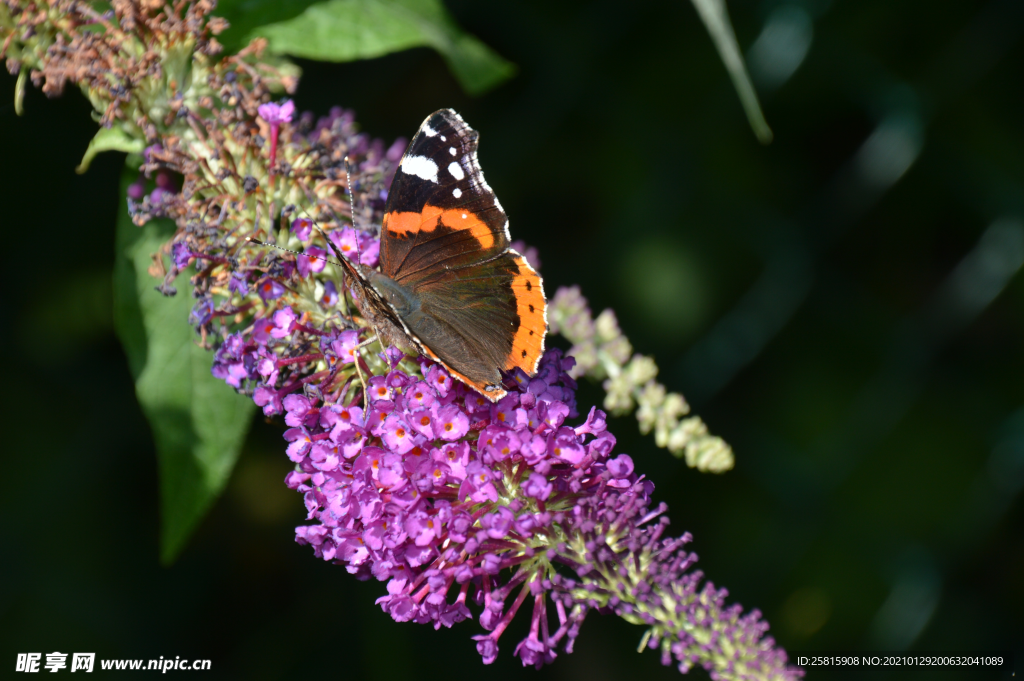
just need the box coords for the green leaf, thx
[212,0,325,54]
[250,0,516,96]
[76,126,145,174]
[112,162,255,564]
[689,0,773,143]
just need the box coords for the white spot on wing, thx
[462,213,467,219]
[453,188,462,199]
[402,155,438,183]
[440,135,446,142]
[449,147,457,156]
[448,162,465,181]
[422,124,437,137]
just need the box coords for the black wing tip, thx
[421,109,474,135]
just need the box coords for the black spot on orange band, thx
[504,254,546,375]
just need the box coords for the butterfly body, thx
[342,264,421,356]
[333,110,548,402]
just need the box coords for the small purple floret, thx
[257,99,295,125]
[291,217,313,241]
[257,278,285,302]
[172,241,192,269]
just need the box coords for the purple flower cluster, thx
[265,335,801,678]
[285,348,601,658]
[293,105,406,211]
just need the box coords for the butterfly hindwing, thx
[381,109,510,284]
[399,250,546,400]
[403,260,518,396]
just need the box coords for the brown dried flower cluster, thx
[2,0,396,330]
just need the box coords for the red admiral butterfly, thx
[328,109,548,402]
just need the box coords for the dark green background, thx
[2,0,1021,678]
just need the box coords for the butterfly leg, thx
[351,333,379,411]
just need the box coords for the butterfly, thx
[327,109,548,402]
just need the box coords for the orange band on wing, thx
[505,254,547,374]
[385,205,496,250]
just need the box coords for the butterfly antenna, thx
[345,156,356,227]
[244,235,342,269]
[312,223,362,330]
[254,197,358,327]
[345,155,365,266]
[341,156,364,327]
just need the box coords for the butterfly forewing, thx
[381,110,511,284]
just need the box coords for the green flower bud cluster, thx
[549,286,734,472]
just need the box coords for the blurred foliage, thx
[242,0,517,95]
[690,0,773,142]
[2,0,1022,679]
[213,0,325,52]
